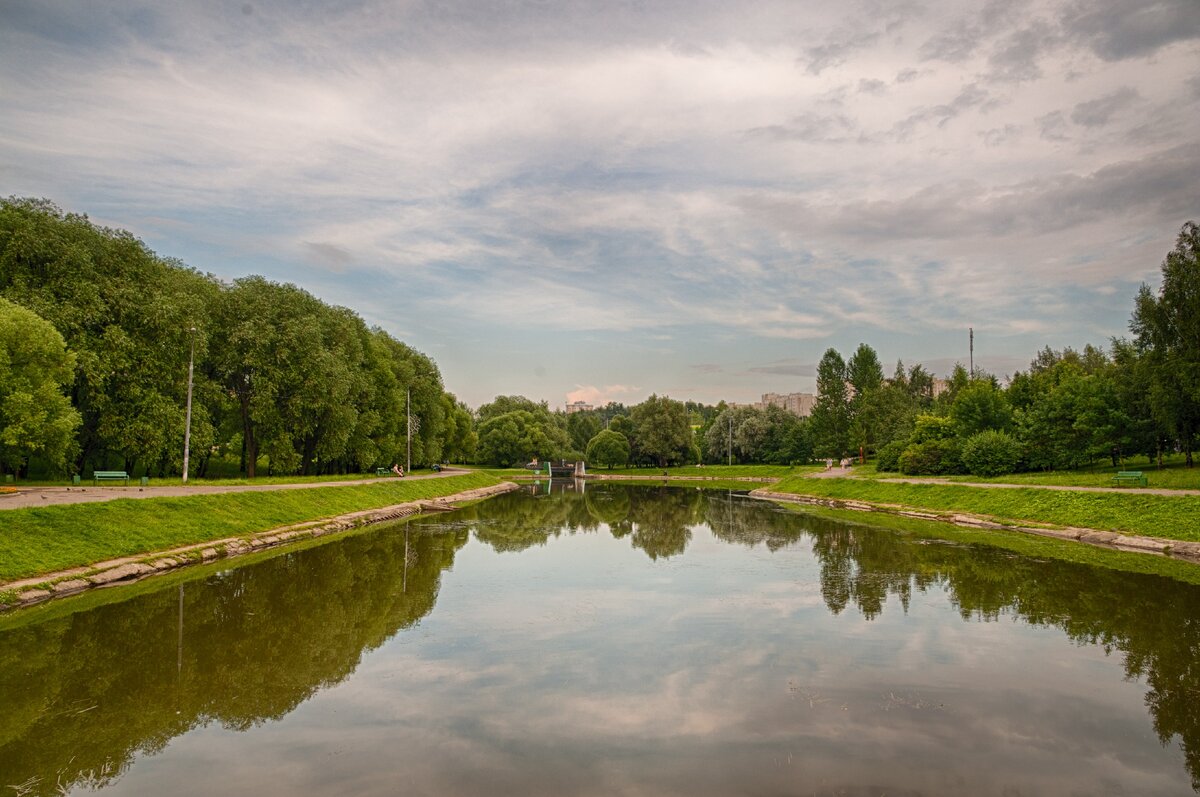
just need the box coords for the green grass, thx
[855,453,1200,491]
[938,460,1200,490]
[0,472,500,583]
[769,475,1200,542]
[2,469,442,488]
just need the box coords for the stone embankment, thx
[0,481,519,611]
[750,487,1200,563]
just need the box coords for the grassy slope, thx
[0,472,499,583]
[770,475,1200,542]
[778,503,1200,586]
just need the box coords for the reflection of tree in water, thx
[704,492,808,552]
[462,489,602,553]
[797,513,1200,792]
[0,523,467,797]
[626,487,704,560]
[584,486,631,527]
[463,485,704,560]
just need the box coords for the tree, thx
[630,394,692,467]
[1131,221,1200,466]
[847,343,884,399]
[475,409,568,467]
[0,298,81,476]
[585,429,630,469]
[810,348,850,457]
[567,411,601,453]
[950,379,1013,437]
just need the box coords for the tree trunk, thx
[239,393,257,478]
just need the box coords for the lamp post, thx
[406,385,412,474]
[728,413,733,467]
[182,327,196,484]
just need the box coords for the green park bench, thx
[376,467,391,476]
[1111,471,1147,487]
[93,470,130,485]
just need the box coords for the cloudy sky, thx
[2,0,1198,408]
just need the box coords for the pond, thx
[1,483,1198,796]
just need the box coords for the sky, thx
[2,0,1198,409]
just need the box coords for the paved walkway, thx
[0,469,465,510]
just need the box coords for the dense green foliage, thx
[1132,221,1200,467]
[704,404,811,465]
[0,472,498,582]
[630,394,694,466]
[585,429,630,468]
[0,299,80,474]
[810,348,851,457]
[0,198,473,478]
[959,429,1022,477]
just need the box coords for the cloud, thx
[744,359,816,377]
[1037,110,1069,140]
[303,241,355,272]
[565,384,642,405]
[986,21,1057,83]
[1061,0,1200,61]
[1070,86,1140,127]
[858,78,888,95]
[746,111,857,143]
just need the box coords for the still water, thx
[2,483,1198,796]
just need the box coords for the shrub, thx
[875,440,907,472]
[961,429,1023,477]
[898,439,963,475]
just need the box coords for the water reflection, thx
[0,525,466,795]
[0,485,1197,795]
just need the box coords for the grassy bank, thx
[770,475,1200,542]
[778,503,1200,586]
[0,472,500,583]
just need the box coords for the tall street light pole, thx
[182,326,197,484]
[406,385,412,474]
[728,414,733,467]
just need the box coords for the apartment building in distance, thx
[759,391,817,417]
[565,400,594,414]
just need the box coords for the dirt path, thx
[0,469,465,510]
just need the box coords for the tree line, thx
[471,221,1200,474]
[3,196,1195,478]
[0,197,476,478]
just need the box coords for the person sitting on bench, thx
[391,464,404,477]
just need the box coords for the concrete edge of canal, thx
[0,481,522,612]
[750,487,1200,564]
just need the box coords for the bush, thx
[961,430,1023,477]
[875,440,907,472]
[898,439,963,475]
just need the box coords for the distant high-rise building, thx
[761,392,817,417]
[565,400,594,414]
